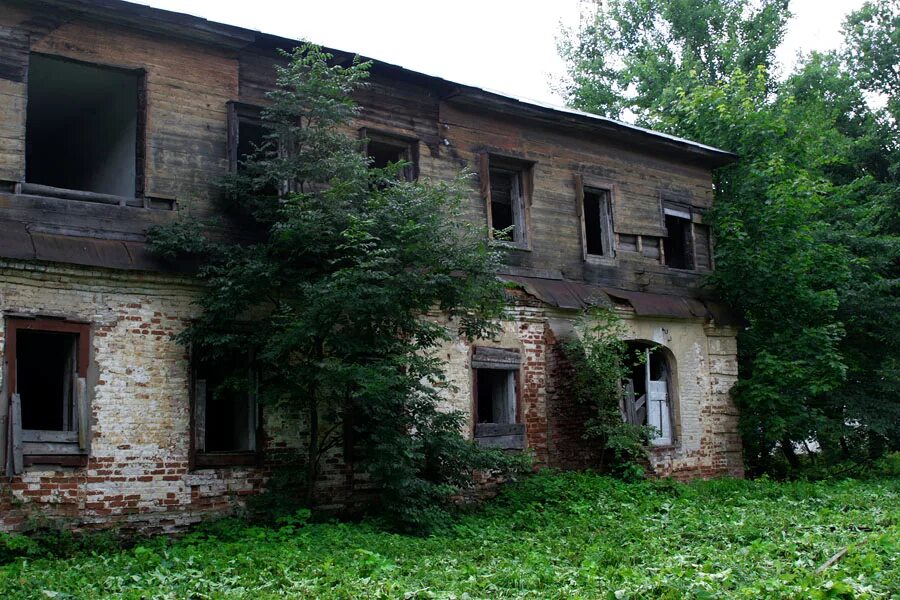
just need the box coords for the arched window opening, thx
[622,341,675,446]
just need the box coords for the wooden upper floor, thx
[0,0,736,302]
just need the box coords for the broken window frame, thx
[190,351,261,469]
[471,347,525,450]
[359,127,419,182]
[1,318,91,474]
[660,198,696,270]
[621,342,677,447]
[227,101,267,174]
[574,174,616,261]
[479,153,533,249]
[23,53,147,207]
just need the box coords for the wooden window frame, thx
[660,197,697,271]
[471,347,525,450]
[227,101,266,173]
[3,318,91,471]
[479,153,534,250]
[189,352,261,469]
[574,174,616,263]
[359,127,419,182]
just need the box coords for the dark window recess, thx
[17,330,77,432]
[3,320,90,472]
[473,362,524,450]
[489,169,518,237]
[583,189,612,256]
[194,357,256,454]
[476,368,516,424]
[663,213,694,270]
[367,139,406,170]
[25,54,141,197]
[361,130,417,182]
[236,121,267,169]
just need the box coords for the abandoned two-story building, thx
[0,0,743,532]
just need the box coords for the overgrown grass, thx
[1,471,897,598]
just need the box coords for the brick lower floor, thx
[1,261,742,533]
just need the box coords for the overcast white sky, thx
[134,0,868,108]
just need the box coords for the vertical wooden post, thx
[76,377,89,451]
[0,368,8,475]
[247,368,257,453]
[194,379,207,454]
[479,152,493,235]
[11,394,23,475]
[574,173,586,260]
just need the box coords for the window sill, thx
[193,452,259,468]
[491,240,532,252]
[475,423,526,450]
[585,255,616,267]
[647,443,680,452]
[19,182,175,210]
[23,454,88,468]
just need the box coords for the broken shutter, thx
[75,377,89,451]
[62,338,75,432]
[647,380,672,446]
[246,369,257,453]
[599,192,613,257]
[0,370,8,476]
[194,378,207,454]
[574,174,586,259]
[479,152,493,234]
[10,394,22,475]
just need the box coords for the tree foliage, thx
[149,44,521,529]
[562,309,652,477]
[558,0,791,121]
[560,1,900,473]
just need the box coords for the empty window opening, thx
[16,330,77,432]
[367,139,406,170]
[194,358,256,454]
[237,120,267,169]
[622,342,674,446]
[26,54,141,197]
[476,368,517,425]
[471,347,525,449]
[583,189,612,257]
[489,168,524,242]
[663,203,694,270]
[361,129,417,182]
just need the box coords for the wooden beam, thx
[11,393,22,475]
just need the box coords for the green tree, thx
[843,0,900,119]
[149,44,518,529]
[558,0,790,121]
[559,0,900,472]
[562,308,652,477]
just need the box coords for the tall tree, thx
[560,0,900,472]
[558,0,791,121]
[149,44,516,529]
